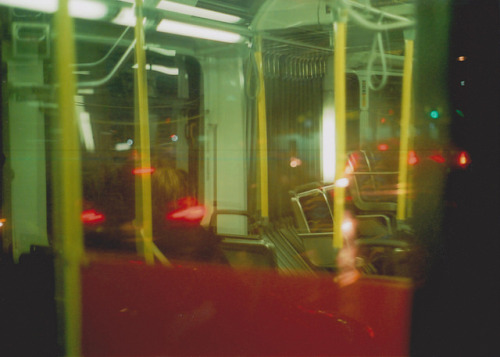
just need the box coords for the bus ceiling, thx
[2,1,414,55]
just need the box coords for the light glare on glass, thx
[335,178,349,187]
[341,219,354,236]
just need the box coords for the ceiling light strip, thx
[156,0,241,24]
[156,19,242,43]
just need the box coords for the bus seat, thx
[290,183,392,237]
[346,150,398,212]
[220,237,277,269]
[209,209,277,269]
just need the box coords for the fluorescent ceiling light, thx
[70,0,107,19]
[151,64,179,75]
[75,97,95,153]
[0,0,108,20]
[77,88,94,95]
[157,19,242,43]
[147,46,176,57]
[112,7,136,26]
[322,105,336,182]
[0,0,57,12]
[157,0,241,24]
[115,142,132,151]
[112,6,148,27]
[132,64,179,76]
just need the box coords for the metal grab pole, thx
[397,38,414,222]
[54,0,83,355]
[333,12,348,250]
[134,0,156,265]
[254,36,269,222]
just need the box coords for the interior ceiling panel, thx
[197,0,267,24]
[196,0,413,22]
[68,0,413,62]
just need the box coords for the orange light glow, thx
[0,218,5,228]
[132,167,156,175]
[378,143,389,151]
[457,56,467,61]
[289,157,302,168]
[408,150,419,165]
[458,151,471,168]
[81,209,106,224]
[334,244,361,287]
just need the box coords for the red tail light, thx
[132,167,155,175]
[408,150,419,165]
[166,197,206,223]
[167,205,206,222]
[429,154,446,164]
[378,143,389,151]
[81,209,106,225]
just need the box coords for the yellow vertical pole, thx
[333,12,348,249]
[134,0,154,264]
[396,39,414,221]
[254,36,269,222]
[54,0,83,355]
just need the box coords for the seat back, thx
[346,150,399,212]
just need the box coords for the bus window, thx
[1,1,499,356]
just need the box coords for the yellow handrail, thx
[134,0,157,265]
[397,39,414,221]
[333,13,348,250]
[254,36,269,222]
[54,0,83,355]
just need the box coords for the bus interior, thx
[1,0,500,356]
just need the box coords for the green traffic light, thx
[430,110,440,119]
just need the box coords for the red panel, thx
[82,258,413,356]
